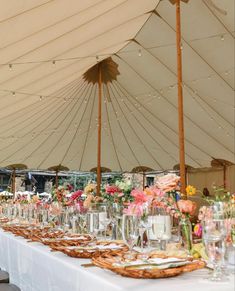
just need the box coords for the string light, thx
[39,96,43,101]
[8,64,13,70]
[96,55,99,62]
[0,31,231,69]
[12,91,15,96]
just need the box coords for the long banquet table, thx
[0,229,234,291]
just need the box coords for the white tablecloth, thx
[0,229,234,291]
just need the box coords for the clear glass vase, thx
[178,217,192,252]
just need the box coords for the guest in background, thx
[203,187,210,197]
[21,173,37,192]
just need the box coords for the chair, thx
[0,271,9,284]
[0,284,21,291]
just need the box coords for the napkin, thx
[113,257,189,270]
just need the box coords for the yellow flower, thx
[84,183,96,194]
[186,185,196,196]
[31,195,39,203]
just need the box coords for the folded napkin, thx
[113,257,189,270]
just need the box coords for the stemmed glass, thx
[203,217,228,281]
[76,204,88,234]
[122,214,139,257]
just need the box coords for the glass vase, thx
[178,217,193,252]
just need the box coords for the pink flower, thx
[106,185,121,195]
[70,190,83,201]
[177,200,196,216]
[156,174,180,193]
[124,203,144,217]
[194,223,202,237]
[149,186,165,197]
[198,206,213,221]
[131,189,148,204]
[75,201,86,213]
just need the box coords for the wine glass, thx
[203,218,228,281]
[122,214,139,256]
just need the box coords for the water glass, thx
[148,207,171,250]
[122,214,139,254]
[203,218,228,281]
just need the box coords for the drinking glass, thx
[203,218,228,281]
[148,207,171,250]
[110,203,124,240]
[99,205,112,240]
[231,225,235,248]
[122,214,139,255]
[86,211,100,238]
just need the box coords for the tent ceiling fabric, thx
[0,0,234,172]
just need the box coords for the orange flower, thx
[177,200,197,216]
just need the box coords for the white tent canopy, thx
[0,0,234,171]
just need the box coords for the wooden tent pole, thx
[55,170,58,189]
[12,168,16,197]
[97,63,102,196]
[176,0,186,195]
[223,164,226,189]
[142,172,145,190]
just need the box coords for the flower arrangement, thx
[212,185,231,202]
[102,180,133,204]
[65,190,83,206]
[70,190,83,202]
[155,173,180,193]
[15,194,29,204]
[84,183,96,195]
[124,189,148,217]
[51,184,72,204]
[122,175,197,220]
